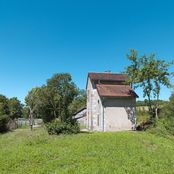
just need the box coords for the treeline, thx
[0,73,86,133]
[136,100,168,107]
[0,96,23,132]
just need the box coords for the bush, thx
[0,115,9,133]
[146,93,174,137]
[45,119,80,135]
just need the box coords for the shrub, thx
[45,119,80,135]
[146,93,174,137]
[0,115,9,133]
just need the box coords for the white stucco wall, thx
[103,97,136,131]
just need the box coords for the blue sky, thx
[0,0,174,103]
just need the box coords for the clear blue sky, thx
[0,0,174,103]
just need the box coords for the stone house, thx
[86,72,138,132]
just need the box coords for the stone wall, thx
[87,78,103,131]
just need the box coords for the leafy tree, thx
[33,85,61,122]
[156,92,174,135]
[0,95,23,132]
[0,95,9,132]
[0,95,9,115]
[126,49,173,119]
[8,97,23,119]
[25,73,79,124]
[160,93,174,120]
[46,73,78,122]
[22,106,30,118]
[68,89,86,116]
[25,87,42,130]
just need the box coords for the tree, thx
[0,95,9,115]
[46,73,78,122]
[25,87,42,130]
[8,97,23,119]
[0,95,9,132]
[161,93,174,120]
[22,106,30,118]
[126,49,173,119]
[68,89,86,116]
[158,92,174,135]
[34,85,61,122]
[25,73,79,124]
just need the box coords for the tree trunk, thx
[147,94,152,114]
[155,95,159,120]
[53,110,56,119]
[155,108,158,120]
[29,107,34,131]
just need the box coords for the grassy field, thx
[0,128,174,174]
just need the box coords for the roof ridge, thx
[88,72,127,75]
[96,84,130,86]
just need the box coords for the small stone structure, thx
[73,107,87,127]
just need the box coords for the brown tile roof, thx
[88,72,128,81]
[96,84,138,98]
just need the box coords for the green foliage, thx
[150,92,174,136]
[0,94,23,132]
[21,106,30,118]
[0,95,10,132]
[25,87,43,117]
[136,100,168,107]
[68,89,86,116]
[25,73,81,124]
[147,120,171,138]
[45,119,80,135]
[0,114,9,132]
[25,87,41,110]
[1,128,174,173]
[136,110,151,125]
[8,97,23,119]
[126,49,173,118]
[0,95,9,115]
[46,73,78,121]
[160,93,174,119]
[146,92,174,137]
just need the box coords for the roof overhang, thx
[96,84,138,98]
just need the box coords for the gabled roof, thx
[73,107,87,120]
[96,84,138,98]
[73,107,87,116]
[88,72,128,82]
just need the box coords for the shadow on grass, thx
[80,130,92,134]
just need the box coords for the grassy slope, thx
[0,128,174,174]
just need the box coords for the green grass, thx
[0,128,174,174]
